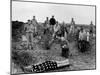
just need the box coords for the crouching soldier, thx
[61,37,69,58]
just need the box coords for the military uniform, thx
[24,19,37,49]
[61,38,69,58]
[78,30,90,52]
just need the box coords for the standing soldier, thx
[69,18,75,34]
[86,31,90,42]
[49,15,56,32]
[49,15,56,26]
[31,16,38,34]
[53,21,60,39]
[89,21,94,37]
[79,28,87,41]
[43,17,50,35]
[24,20,35,50]
[78,28,90,52]
[44,17,50,28]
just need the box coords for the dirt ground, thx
[11,36,96,74]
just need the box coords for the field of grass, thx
[11,32,96,74]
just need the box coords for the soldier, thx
[44,17,50,28]
[53,21,60,33]
[76,28,81,41]
[79,28,87,41]
[86,31,90,42]
[60,37,69,58]
[49,15,56,32]
[89,21,95,37]
[49,15,56,26]
[24,20,35,50]
[69,18,75,34]
[57,25,68,40]
[31,16,38,33]
[52,21,60,39]
[78,28,90,52]
[43,17,50,35]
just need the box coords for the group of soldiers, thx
[20,15,95,55]
[12,16,96,74]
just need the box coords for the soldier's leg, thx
[28,32,33,50]
[31,33,34,50]
[26,33,29,49]
[28,33,32,50]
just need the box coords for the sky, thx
[12,1,95,25]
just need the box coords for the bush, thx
[12,51,36,67]
[12,21,24,42]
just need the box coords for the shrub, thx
[12,51,36,67]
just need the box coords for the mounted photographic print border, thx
[11,0,96,75]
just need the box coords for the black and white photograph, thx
[11,0,96,74]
